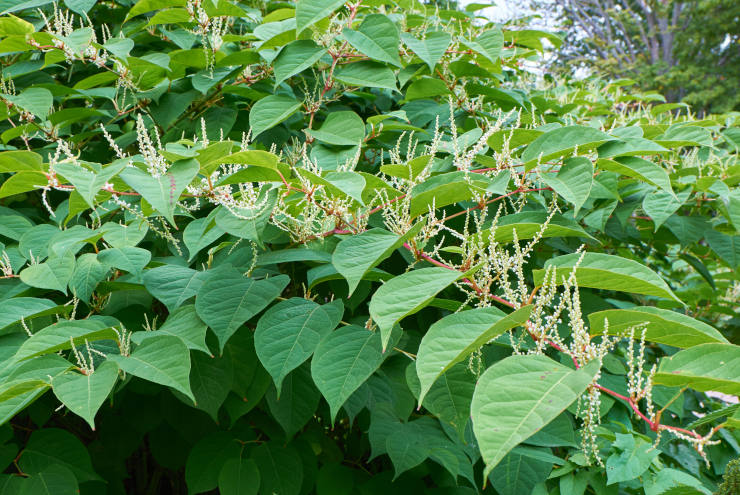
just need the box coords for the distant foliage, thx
[0,1,738,494]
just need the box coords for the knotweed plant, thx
[0,1,737,494]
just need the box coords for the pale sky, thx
[458,0,524,23]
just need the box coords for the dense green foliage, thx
[0,1,739,494]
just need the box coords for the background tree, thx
[537,0,740,113]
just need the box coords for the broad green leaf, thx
[653,343,740,394]
[488,450,552,495]
[14,318,118,361]
[54,161,126,208]
[406,361,475,438]
[532,253,682,304]
[332,223,423,295]
[605,434,659,485]
[474,212,596,245]
[0,170,45,200]
[642,189,682,230]
[307,111,365,146]
[465,27,504,64]
[597,156,674,196]
[101,221,148,248]
[705,230,740,269]
[342,14,401,67]
[265,364,320,438]
[109,334,194,402]
[401,31,451,72]
[251,442,303,495]
[195,266,289,352]
[51,360,119,430]
[255,297,335,393]
[588,307,727,348]
[133,305,210,354]
[119,158,199,226]
[5,88,53,119]
[183,217,224,261]
[19,256,75,293]
[218,458,259,495]
[68,253,108,303]
[97,246,151,277]
[274,40,326,87]
[0,297,58,332]
[471,355,599,477]
[295,0,345,34]
[408,171,490,217]
[369,267,464,351]
[249,95,302,137]
[405,77,451,100]
[188,350,233,420]
[542,156,593,215]
[521,126,614,171]
[487,128,543,153]
[0,207,33,239]
[311,325,387,421]
[142,265,206,311]
[17,428,99,482]
[0,150,43,173]
[334,61,398,92]
[19,465,78,495]
[324,171,366,204]
[416,305,533,405]
[185,432,243,494]
[597,137,669,158]
[214,189,277,246]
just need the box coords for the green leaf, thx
[653,343,740,394]
[109,335,194,402]
[101,221,148,248]
[488,450,552,495]
[185,432,243,494]
[542,157,593,215]
[643,189,682,230]
[0,171,50,199]
[5,88,53,119]
[0,297,58,332]
[334,61,398,92]
[265,364,320,438]
[251,442,303,495]
[705,230,740,269]
[19,256,76,294]
[605,433,658,484]
[54,161,126,208]
[18,428,99,482]
[249,95,302,138]
[332,223,423,295]
[521,126,614,171]
[471,355,599,477]
[97,246,151,277]
[465,27,504,64]
[188,350,233,420]
[295,0,345,34]
[474,212,596,245]
[20,465,78,495]
[218,458,259,495]
[183,217,224,261]
[598,156,674,196]
[401,31,451,72]
[342,14,401,67]
[255,297,335,393]
[369,267,464,351]
[119,158,199,226]
[532,253,683,304]
[68,253,108,303]
[307,111,365,146]
[311,325,386,421]
[274,40,326,87]
[416,305,533,405]
[405,78,451,100]
[14,318,117,361]
[51,360,118,430]
[143,265,206,311]
[588,307,728,348]
[195,266,289,352]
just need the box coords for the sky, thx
[458,0,525,23]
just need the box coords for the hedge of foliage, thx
[0,1,739,494]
